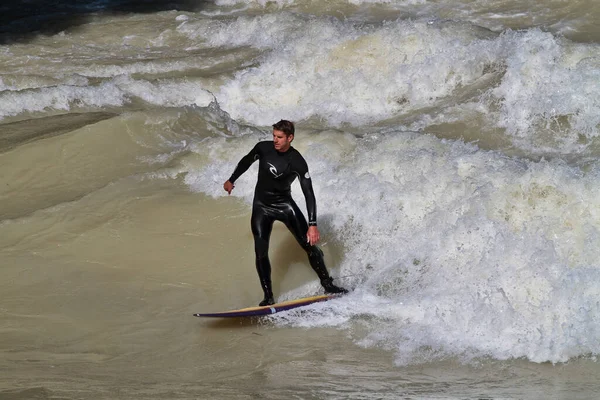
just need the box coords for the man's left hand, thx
[307,226,320,246]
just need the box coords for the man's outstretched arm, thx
[223,144,260,195]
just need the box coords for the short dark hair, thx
[272,120,295,136]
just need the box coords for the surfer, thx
[223,120,348,306]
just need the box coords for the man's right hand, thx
[223,180,234,195]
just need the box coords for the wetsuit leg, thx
[251,202,275,306]
[281,201,347,294]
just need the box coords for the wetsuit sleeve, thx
[295,153,318,226]
[228,143,260,183]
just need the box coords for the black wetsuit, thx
[228,141,343,304]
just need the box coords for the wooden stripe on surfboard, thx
[193,294,339,318]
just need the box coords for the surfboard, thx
[193,294,338,318]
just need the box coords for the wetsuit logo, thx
[267,162,283,178]
[305,172,310,179]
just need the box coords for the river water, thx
[1,0,600,398]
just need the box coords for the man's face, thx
[273,129,293,152]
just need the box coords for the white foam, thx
[0,76,213,119]
[185,128,600,364]
[181,14,599,154]
[196,16,500,126]
[490,30,600,147]
[214,0,293,6]
[0,74,90,93]
[194,90,216,108]
[213,0,423,6]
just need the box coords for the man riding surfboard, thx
[223,120,348,306]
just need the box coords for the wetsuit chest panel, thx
[255,142,299,202]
